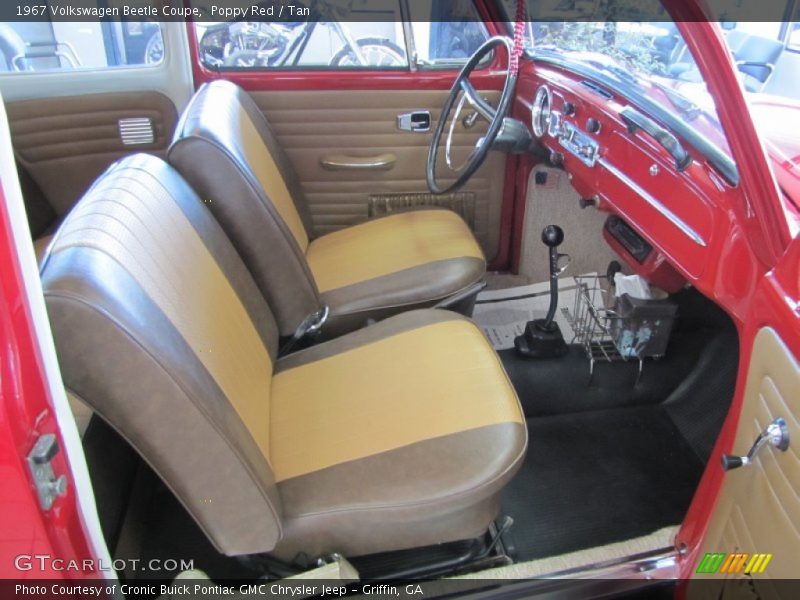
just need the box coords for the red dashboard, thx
[512,62,748,295]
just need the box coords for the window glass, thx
[193,0,407,70]
[0,2,163,73]
[192,0,490,71]
[408,0,490,68]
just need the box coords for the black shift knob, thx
[541,225,564,248]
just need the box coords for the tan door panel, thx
[691,327,799,598]
[7,91,177,216]
[250,90,506,261]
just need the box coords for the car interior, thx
[8,5,791,590]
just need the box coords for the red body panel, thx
[513,61,760,319]
[188,16,508,91]
[0,184,97,579]
[509,18,798,580]
[676,241,800,588]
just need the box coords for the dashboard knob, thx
[563,102,576,116]
[549,151,564,166]
[586,118,601,133]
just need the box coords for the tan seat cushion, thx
[270,309,526,559]
[306,210,485,328]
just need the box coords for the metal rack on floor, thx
[562,273,652,380]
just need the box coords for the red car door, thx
[682,236,799,592]
[0,97,110,585]
[668,20,800,592]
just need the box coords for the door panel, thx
[6,91,177,217]
[693,327,799,592]
[250,89,506,261]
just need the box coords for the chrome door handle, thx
[397,111,431,132]
[722,417,790,471]
[320,153,396,171]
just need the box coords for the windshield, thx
[500,0,800,215]
[499,3,735,164]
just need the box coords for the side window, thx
[192,0,489,71]
[196,21,407,69]
[0,7,164,73]
[408,0,490,68]
[194,0,407,70]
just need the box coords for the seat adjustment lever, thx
[721,417,790,471]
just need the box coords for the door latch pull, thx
[721,417,790,471]
[27,434,68,510]
[397,111,431,132]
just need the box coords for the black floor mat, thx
[134,483,256,581]
[501,405,704,561]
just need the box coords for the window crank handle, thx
[721,417,790,471]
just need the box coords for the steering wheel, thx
[427,36,517,195]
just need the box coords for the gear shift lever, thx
[515,225,569,358]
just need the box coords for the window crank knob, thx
[721,417,789,472]
[721,454,745,471]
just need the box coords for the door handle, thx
[721,417,790,471]
[320,153,396,171]
[397,111,431,132]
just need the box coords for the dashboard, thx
[513,63,737,291]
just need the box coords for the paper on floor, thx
[473,276,587,351]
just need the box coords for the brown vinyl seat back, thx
[169,80,320,337]
[41,154,284,556]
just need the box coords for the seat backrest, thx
[169,80,320,336]
[41,154,284,556]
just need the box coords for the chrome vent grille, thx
[118,117,155,146]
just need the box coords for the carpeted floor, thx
[501,406,703,561]
[495,288,738,561]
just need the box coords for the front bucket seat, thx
[168,80,486,338]
[41,154,526,559]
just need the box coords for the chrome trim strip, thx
[448,548,680,599]
[599,158,707,247]
[540,547,678,579]
[531,84,551,138]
